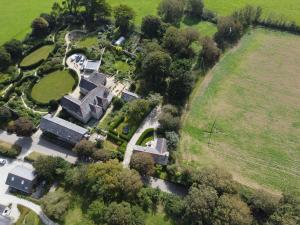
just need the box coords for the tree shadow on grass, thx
[182,16,202,26]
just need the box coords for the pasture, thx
[204,0,300,25]
[179,28,300,193]
[0,0,57,45]
[20,45,54,67]
[31,70,76,103]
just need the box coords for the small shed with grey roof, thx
[121,90,139,102]
[40,114,88,145]
[5,166,36,194]
[80,72,107,94]
[133,138,169,165]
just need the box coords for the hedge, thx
[0,141,22,158]
[107,132,127,146]
[65,48,88,58]
[136,128,155,145]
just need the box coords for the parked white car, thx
[0,159,7,165]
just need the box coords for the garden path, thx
[20,94,47,115]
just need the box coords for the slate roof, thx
[61,84,113,122]
[0,215,11,225]
[134,138,168,156]
[121,90,139,102]
[5,166,36,194]
[80,72,107,92]
[83,60,101,71]
[40,114,88,144]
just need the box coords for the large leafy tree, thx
[81,0,111,21]
[4,39,23,61]
[114,4,135,35]
[213,194,253,225]
[141,15,164,39]
[199,37,221,69]
[13,117,35,137]
[158,0,185,25]
[184,186,219,225]
[0,107,12,123]
[0,48,11,71]
[31,17,49,37]
[186,0,204,19]
[130,152,155,176]
[73,140,97,160]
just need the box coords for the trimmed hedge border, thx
[136,128,154,145]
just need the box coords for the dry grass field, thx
[179,28,300,193]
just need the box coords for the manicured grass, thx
[0,140,22,158]
[204,0,300,25]
[77,36,98,48]
[180,28,300,193]
[24,151,46,162]
[103,140,119,151]
[114,61,133,73]
[107,0,161,25]
[31,70,76,103]
[0,0,57,45]
[20,45,54,67]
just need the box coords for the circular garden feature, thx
[31,70,76,104]
[20,45,54,68]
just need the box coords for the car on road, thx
[0,159,7,165]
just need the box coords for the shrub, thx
[136,128,154,145]
[0,141,21,158]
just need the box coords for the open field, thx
[179,28,300,193]
[20,45,54,67]
[31,70,76,103]
[77,36,98,48]
[204,0,300,25]
[0,0,57,45]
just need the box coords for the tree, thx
[213,194,253,225]
[141,15,164,39]
[0,48,11,71]
[86,160,143,201]
[163,26,199,56]
[159,105,181,132]
[141,50,171,92]
[92,149,113,162]
[165,131,179,150]
[158,0,185,24]
[127,99,150,125]
[112,97,125,111]
[104,202,145,225]
[33,156,70,182]
[130,152,155,176]
[232,5,262,29]
[61,0,81,15]
[4,39,23,61]
[114,4,135,35]
[138,187,161,211]
[41,189,71,221]
[65,164,88,189]
[81,0,111,21]
[0,107,11,123]
[31,17,49,37]
[191,167,237,195]
[199,37,221,69]
[87,200,106,224]
[214,16,243,49]
[247,190,278,222]
[164,194,185,220]
[40,13,56,31]
[184,186,219,225]
[13,117,35,137]
[167,71,194,105]
[186,0,204,19]
[73,140,97,160]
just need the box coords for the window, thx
[11,177,14,181]
[21,180,24,185]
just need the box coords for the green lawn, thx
[204,0,300,25]
[77,36,98,48]
[0,0,58,45]
[20,45,54,67]
[15,205,43,225]
[31,70,76,103]
[114,61,133,73]
[180,28,300,193]
[181,20,217,38]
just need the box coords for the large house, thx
[5,166,36,194]
[133,138,169,165]
[61,84,113,123]
[79,71,107,94]
[40,114,89,145]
